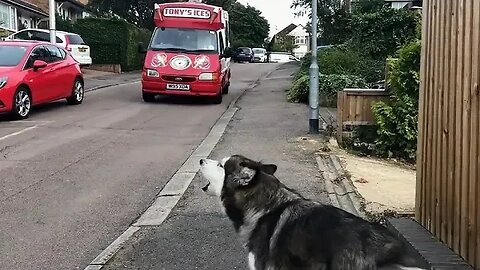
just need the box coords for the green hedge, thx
[287,73,367,107]
[69,18,151,71]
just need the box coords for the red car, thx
[0,41,84,120]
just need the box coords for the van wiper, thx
[187,49,216,53]
[151,47,188,52]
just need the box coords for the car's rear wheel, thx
[142,91,156,102]
[67,78,84,105]
[222,81,230,95]
[11,87,32,120]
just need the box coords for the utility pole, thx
[308,0,319,134]
[49,0,56,44]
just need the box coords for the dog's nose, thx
[200,159,205,165]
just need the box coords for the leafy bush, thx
[68,18,151,71]
[372,40,421,162]
[350,8,420,61]
[298,47,385,85]
[287,73,367,107]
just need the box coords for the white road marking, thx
[0,125,39,142]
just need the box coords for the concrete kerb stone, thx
[82,65,284,270]
[316,155,367,219]
[133,195,181,226]
[89,226,140,265]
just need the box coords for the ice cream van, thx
[139,1,232,104]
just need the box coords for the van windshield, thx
[253,48,265,54]
[150,27,218,53]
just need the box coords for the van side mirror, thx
[138,42,147,54]
[222,47,232,58]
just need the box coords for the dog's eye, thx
[217,163,223,168]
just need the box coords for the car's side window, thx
[24,46,50,69]
[14,30,31,40]
[218,32,224,55]
[31,30,50,42]
[46,45,64,62]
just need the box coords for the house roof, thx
[2,0,48,16]
[274,23,297,37]
[56,0,86,9]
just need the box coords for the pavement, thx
[316,105,417,219]
[0,62,283,270]
[97,62,329,269]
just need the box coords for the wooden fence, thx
[416,0,480,268]
[336,89,389,144]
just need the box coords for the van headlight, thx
[198,72,218,81]
[146,69,159,78]
[0,77,8,89]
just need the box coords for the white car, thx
[269,52,299,63]
[4,28,92,66]
[252,48,267,63]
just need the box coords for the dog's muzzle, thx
[201,183,210,192]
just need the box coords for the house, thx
[0,0,47,36]
[0,0,89,37]
[288,24,310,59]
[26,0,90,22]
[270,23,311,59]
[383,0,422,9]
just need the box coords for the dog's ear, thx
[261,164,277,175]
[231,166,256,186]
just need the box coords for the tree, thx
[228,2,269,48]
[87,0,269,48]
[271,35,298,53]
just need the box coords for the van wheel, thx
[11,87,32,120]
[222,82,229,95]
[212,92,223,104]
[142,91,156,102]
[66,78,84,105]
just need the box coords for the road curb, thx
[83,65,281,270]
[85,80,141,93]
[316,154,366,219]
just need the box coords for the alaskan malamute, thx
[199,154,425,270]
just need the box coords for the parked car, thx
[4,28,92,67]
[0,41,85,120]
[232,47,253,63]
[269,52,300,63]
[252,48,267,63]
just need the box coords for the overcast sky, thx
[237,0,309,37]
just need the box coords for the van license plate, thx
[166,83,189,90]
[79,47,87,52]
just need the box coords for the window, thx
[218,32,224,54]
[0,2,17,31]
[14,30,33,40]
[151,27,218,52]
[0,45,28,66]
[295,36,306,45]
[46,45,65,62]
[25,46,50,69]
[66,34,86,45]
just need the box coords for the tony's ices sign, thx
[163,8,211,19]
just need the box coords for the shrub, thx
[297,47,385,85]
[350,8,420,61]
[287,73,367,107]
[71,18,152,71]
[372,39,421,162]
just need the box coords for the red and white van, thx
[140,1,232,104]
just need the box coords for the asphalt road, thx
[0,62,280,270]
